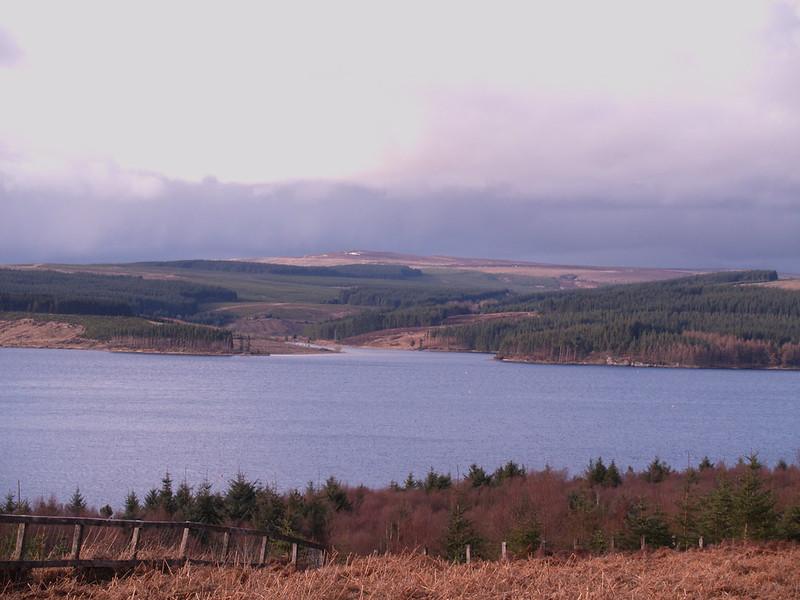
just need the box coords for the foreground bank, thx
[2,545,798,599]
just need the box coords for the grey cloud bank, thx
[1,175,798,272]
[0,2,799,271]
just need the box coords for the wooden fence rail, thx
[0,513,327,572]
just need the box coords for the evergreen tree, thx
[423,468,452,492]
[466,464,492,488]
[225,472,258,523]
[586,458,607,486]
[403,472,419,490]
[144,488,160,512]
[779,504,800,541]
[700,476,736,543]
[193,480,224,525]
[253,485,286,531]
[643,457,672,483]
[323,477,352,512]
[621,500,672,549]
[3,492,15,513]
[698,456,714,470]
[493,461,525,483]
[159,472,177,516]
[733,456,776,540]
[444,503,484,562]
[66,487,87,516]
[507,504,541,556]
[122,491,142,520]
[99,504,113,518]
[604,461,622,487]
[175,481,194,519]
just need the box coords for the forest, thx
[436,270,800,368]
[0,269,237,318]
[136,260,424,280]
[311,270,800,369]
[4,455,800,561]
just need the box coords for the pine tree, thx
[466,464,492,488]
[323,477,352,512]
[225,472,258,524]
[194,480,224,525]
[122,491,142,519]
[3,492,15,513]
[643,457,672,483]
[159,472,177,516]
[621,500,672,549]
[507,504,541,556]
[99,504,113,518]
[444,503,484,562]
[604,461,622,487]
[66,487,87,516]
[700,476,736,543]
[192,480,224,525]
[175,481,194,519]
[253,485,286,531]
[403,472,418,490]
[779,504,800,541]
[493,461,525,483]
[586,458,607,486]
[144,488,159,512]
[733,455,776,540]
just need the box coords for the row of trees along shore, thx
[4,454,800,561]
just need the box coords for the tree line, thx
[0,269,237,318]
[6,455,800,560]
[136,260,424,280]
[432,271,800,368]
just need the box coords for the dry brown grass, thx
[4,544,799,599]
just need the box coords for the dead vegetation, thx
[3,544,798,599]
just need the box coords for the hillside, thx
[1,253,798,363]
[312,270,800,369]
[3,546,799,599]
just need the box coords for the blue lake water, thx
[1,347,799,507]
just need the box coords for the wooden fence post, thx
[640,535,646,551]
[698,536,704,550]
[422,546,428,556]
[609,535,615,552]
[258,536,269,565]
[465,544,471,564]
[70,524,85,560]
[12,523,28,560]
[290,542,298,566]
[129,526,142,559]
[501,541,507,561]
[179,527,190,560]
[221,531,231,562]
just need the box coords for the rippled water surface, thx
[1,347,798,505]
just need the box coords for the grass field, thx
[3,544,797,599]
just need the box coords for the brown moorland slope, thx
[3,545,798,599]
[249,250,705,287]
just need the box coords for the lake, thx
[1,347,799,507]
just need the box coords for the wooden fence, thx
[0,514,327,572]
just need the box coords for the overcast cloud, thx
[0,1,799,269]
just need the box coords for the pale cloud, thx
[0,1,799,267]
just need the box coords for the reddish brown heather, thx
[3,544,799,599]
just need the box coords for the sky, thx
[1,1,799,269]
